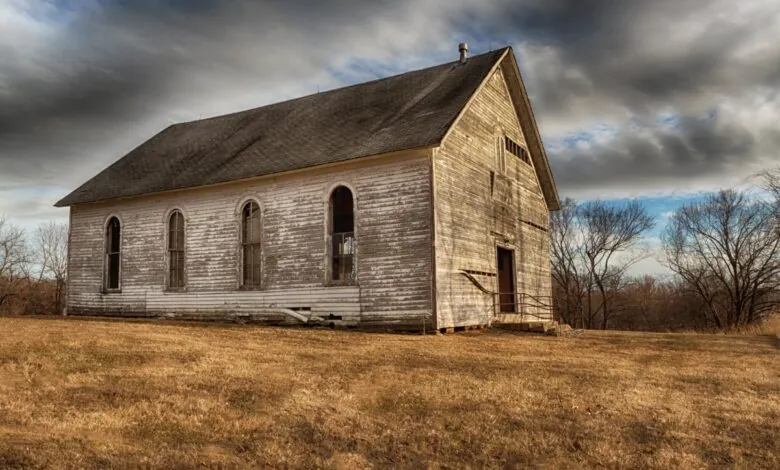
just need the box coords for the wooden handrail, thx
[458,271,554,315]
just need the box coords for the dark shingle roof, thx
[55,49,508,207]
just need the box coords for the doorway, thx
[496,247,516,313]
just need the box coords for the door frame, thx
[495,244,517,314]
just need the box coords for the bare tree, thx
[550,198,586,327]
[579,200,655,329]
[662,190,780,328]
[0,216,30,311]
[35,221,69,314]
[550,199,654,329]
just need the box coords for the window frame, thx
[326,184,357,286]
[495,243,519,314]
[165,209,186,291]
[103,215,122,293]
[239,199,263,289]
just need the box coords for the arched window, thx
[105,217,121,290]
[241,201,262,287]
[168,210,185,289]
[329,186,355,282]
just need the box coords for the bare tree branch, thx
[0,216,31,312]
[579,200,655,329]
[662,190,780,328]
[550,199,655,329]
[550,198,587,327]
[34,221,69,313]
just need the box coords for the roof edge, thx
[501,49,561,211]
[54,49,509,208]
[173,49,511,128]
[54,124,180,208]
[53,144,438,208]
[434,46,560,211]
[438,47,511,144]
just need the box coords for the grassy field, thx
[0,317,778,469]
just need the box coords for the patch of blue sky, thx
[325,61,381,89]
[588,193,712,239]
[266,54,424,104]
[325,55,430,90]
[561,131,593,148]
[328,34,520,91]
[17,0,87,23]
[656,113,680,129]
[546,124,619,153]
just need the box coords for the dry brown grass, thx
[1,317,778,469]
[679,314,780,338]
[762,314,780,336]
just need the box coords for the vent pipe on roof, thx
[459,42,469,64]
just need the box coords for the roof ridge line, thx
[177,48,510,126]
[54,46,510,207]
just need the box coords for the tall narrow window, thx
[496,136,507,173]
[241,201,262,287]
[168,211,185,289]
[329,186,355,282]
[105,217,121,290]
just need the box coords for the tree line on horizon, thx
[1,168,778,331]
[0,220,67,316]
[551,167,780,331]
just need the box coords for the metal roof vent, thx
[459,42,469,64]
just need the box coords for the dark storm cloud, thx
[491,0,779,106]
[0,0,435,190]
[478,0,780,194]
[550,116,759,192]
[0,2,205,188]
[1,0,778,211]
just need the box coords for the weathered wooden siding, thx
[66,152,433,328]
[434,62,553,329]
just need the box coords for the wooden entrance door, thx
[496,247,516,313]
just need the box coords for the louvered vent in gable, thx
[505,137,531,165]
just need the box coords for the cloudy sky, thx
[2,0,779,274]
